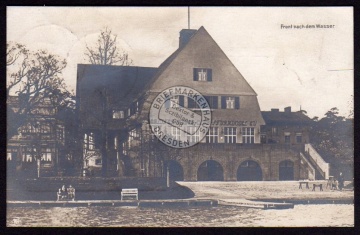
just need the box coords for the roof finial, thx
[188,6,190,29]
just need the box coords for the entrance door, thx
[237,160,263,181]
[279,160,294,180]
[197,160,224,181]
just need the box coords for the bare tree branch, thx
[85,27,133,66]
[7,43,70,140]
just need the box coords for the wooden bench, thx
[312,183,323,191]
[299,181,309,189]
[121,188,138,200]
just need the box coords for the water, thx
[7,204,353,227]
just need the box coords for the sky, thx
[7,7,353,119]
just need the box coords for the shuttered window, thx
[193,68,212,81]
[221,96,240,109]
[204,96,218,109]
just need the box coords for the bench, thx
[299,181,309,189]
[121,188,138,200]
[312,183,323,191]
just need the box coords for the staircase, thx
[302,144,330,180]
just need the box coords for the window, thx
[206,127,218,143]
[221,96,240,109]
[165,96,180,108]
[114,135,118,150]
[171,127,181,140]
[122,142,127,155]
[260,134,267,144]
[204,96,218,109]
[128,129,139,147]
[193,68,212,81]
[41,123,51,133]
[187,126,200,143]
[7,152,12,161]
[128,108,131,117]
[284,132,291,143]
[56,125,64,141]
[242,127,255,144]
[296,133,302,143]
[84,132,95,150]
[272,127,278,135]
[113,110,124,119]
[226,97,234,109]
[41,148,52,161]
[224,127,237,143]
[187,97,197,109]
[95,159,102,165]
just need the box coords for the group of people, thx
[57,185,76,201]
[329,172,345,191]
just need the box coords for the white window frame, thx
[198,69,208,81]
[122,142,127,155]
[186,126,200,143]
[84,132,95,150]
[206,127,218,143]
[41,148,52,161]
[171,126,181,140]
[7,152,12,161]
[128,129,139,147]
[113,110,124,119]
[242,127,255,144]
[296,133,302,143]
[224,127,237,143]
[226,97,235,109]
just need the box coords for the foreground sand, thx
[177,181,354,200]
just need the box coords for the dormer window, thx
[193,68,212,81]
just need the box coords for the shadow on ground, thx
[7,178,195,201]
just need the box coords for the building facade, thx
[7,96,68,177]
[77,27,328,181]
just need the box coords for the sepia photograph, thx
[6,6,354,227]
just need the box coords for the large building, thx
[77,26,329,181]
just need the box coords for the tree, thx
[85,27,133,66]
[7,42,71,140]
[310,107,353,179]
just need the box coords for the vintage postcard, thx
[6,7,354,227]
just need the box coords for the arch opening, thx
[197,160,224,181]
[164,160,184,181]
[237,160,263,181]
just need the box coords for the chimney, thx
[271,108,279,113]
[284,106,291,113]
[179,29,197,48]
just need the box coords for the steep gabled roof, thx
[145,26,257,96]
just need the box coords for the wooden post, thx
[167,164,170,188]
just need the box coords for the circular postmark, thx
[149,86,211,148]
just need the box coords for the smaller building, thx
[7,96,68,177]
[261,107,311,145]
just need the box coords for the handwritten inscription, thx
[281,24,335,29]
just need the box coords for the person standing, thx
[61,185,68,200]
[338,172,344,191]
